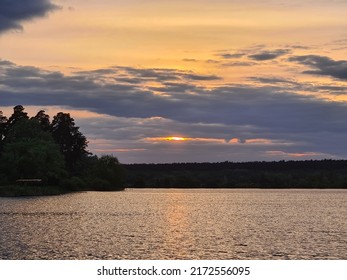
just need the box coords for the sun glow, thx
[166,137,186,141]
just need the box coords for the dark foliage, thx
[124,160,347,189]
[7,105,29,127]
[0,111,8,154]
[0,105,125,194]
[0,118,67,185]
[83,155,126,191]
[51,112,89,172]
[33,110,51,132]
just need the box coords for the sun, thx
[166,136,186,141]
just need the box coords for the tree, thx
[0,111,7,137]
[51,112,88,172]
[4,117,51,144]
[7,105,29,127]
[0,119,67,185]
[0,108,126,191]
[0,111,8,154]
[86,155,125,191]
[32,110,51,132]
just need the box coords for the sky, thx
[1,0,347,163]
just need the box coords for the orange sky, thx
[2,0,346,71]
[1,0,347,163]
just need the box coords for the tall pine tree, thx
[51,112,88,172]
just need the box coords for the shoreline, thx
[1,185,345,197]
[0,185,74,197]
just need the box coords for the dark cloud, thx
[316,85,347,94]
[0,0,59,33]
[0,59,15,66]
[205,59,220,64]
[112,66,222,82]
[214,47,292,68]
[284,44,311,50]
[223,62,256,67]
[248,49,290,61]
[184,73,221,81]
[151,82,201,94]
[1,60,346,130]
[217,53,245,59]
[248,77,299,85]
[289,55,347,81]
[2,60,347,162]
[116,67,180,81]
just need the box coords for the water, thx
[0,189,345,259]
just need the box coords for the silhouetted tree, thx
[51,112,88,172]
[4,118,52,145]
[0,111,7,136]
[32,110,51,132]
[1,118,67,184]
[0,108,127,191]
[85,155,125,190]
[0,111,8,155]
[7,105,29,128]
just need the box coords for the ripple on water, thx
[0,189,346,259]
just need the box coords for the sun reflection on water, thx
[162,191,197,258]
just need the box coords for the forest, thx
[1,105,346,196]
[124,160,347,189]
[0,105,125,196]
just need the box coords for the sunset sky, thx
[1,0,347,163]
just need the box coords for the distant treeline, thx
[2,106,346,193]
[124,160,347,188]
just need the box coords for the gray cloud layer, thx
[248,49,290,61]
[289,55,347,81]
[0,0,58,33]
[1,58,347,162]
[216,47,291,62]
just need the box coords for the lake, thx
[0,189,345,259]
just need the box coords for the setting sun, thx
[166,137,186,141]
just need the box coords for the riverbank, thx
[0,185,126,197]
[0,185,73,197]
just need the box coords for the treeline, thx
[124,160,347,188]
[2,105,346,192]
[0,105,125,194]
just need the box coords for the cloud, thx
[217,53,245,59]
[2,60,347,162]
[248,76,299,85]
[182,58,198,62]
[0,0,59,33]
[205,59,220,64]
[315,85,347,94]
[214,47,292,68]
[222,61,256,67]
[184,73,221,81]
[265,150,330,158]
[289,55,347,81]
[1,60,346,132]
[248,49,290,61]
[109,66,222,82]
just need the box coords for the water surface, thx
[0,189,345,259]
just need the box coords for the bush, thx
[60,176,86,191]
